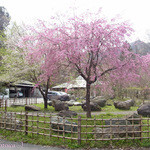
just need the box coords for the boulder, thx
[11,103,25,107]
[81,100,86,104]
[137,103,150,117]
[73,102,82,106]
[127,113,141,124]
[114,101,130,110]
[52,100,69,111]
[105,119,131,126]
[0,113,23,130]
[58,95,70,101]
[91,96,107,107]
[69,95,76,101]
[94,126,141,139]
[25,105,41,111]
[51,116,77,132]
[114,99,135,110]
[58,110,77,118]
[101,118,141,138]
[82,102,101,111]
[47,100,53,106]
[93,96,105,99]
[51,99,59,106]
[125,99,135,106]
[107,104,112,106]
[67,100,76,106]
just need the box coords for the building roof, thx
[11,80,35,87]
[52,76,86,89]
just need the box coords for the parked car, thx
[47,91,70,101]
[0,89,9,99]
[9,91,23,98]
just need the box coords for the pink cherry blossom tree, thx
[56,11,141,117]
[136,54,150,88]
[20,9,148,116]
[20,21,65,109]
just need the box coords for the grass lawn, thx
[4,98,139,114]
[1,126,149,149]
[4,103,138,114]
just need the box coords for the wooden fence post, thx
[25,111,28,135]
[0,99,2,108]
[5,99,7,112]
[78,116,81,145]
[140,115,142,142]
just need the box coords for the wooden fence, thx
[0,98,38,111]
[0,111,150,145]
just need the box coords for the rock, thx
[93,96,105,99]
[91,96,107,107]
[114,99,135,110]
[58,110,77,118]
[102,118,141,138]
[51,99,58,106]
[69,100,76,102]
[0,113,23,130]
[51,116,77,132]
[94,126,141,138]
[82,102,101,111]
[105,119,131,126]
[66,100,82,106]
[67,100,76,106]
[69,95,76,101]
[25,105,41,111]
[73,102,82,106]
[47,101,53,106]
[126,113,141,124]
[52,100,69,111]
[137,103,150,117]
[58,95,70,101]
[81,100,86,104]
[125,99,135,106]
[11,103,25,107]
[114,101,130,110]
[107,104,112,106]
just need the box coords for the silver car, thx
[9,91,23,98]
[47,91,70,101]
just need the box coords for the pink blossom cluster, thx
[20,10,150,94]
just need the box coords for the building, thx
[52,76,102,98]
[9,80,35,97]
[52,76,86,97]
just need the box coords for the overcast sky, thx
[1,0,150,42]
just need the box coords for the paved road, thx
[0,139,150,150]
[0,139,70,150]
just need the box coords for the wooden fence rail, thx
[0,98,38,111]
[0,111,150,145]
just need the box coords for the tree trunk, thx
[38,86,48,109]
[86,82,91,118]
[44,97,48,109]
[38,77,50,109]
